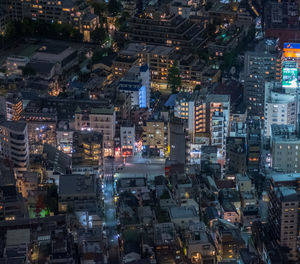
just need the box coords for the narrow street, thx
[103,158,120,264]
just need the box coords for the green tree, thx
[4,22,17,40]
[91,27,107,43]
[167,61,181,93]
[45,184,58,214]
[108,0,121,15]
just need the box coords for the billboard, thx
[282,67,298,88]
[283,43,300,58]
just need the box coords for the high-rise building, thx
[244,39,282,117]
[268,173,300,262]
[0,121,29,175]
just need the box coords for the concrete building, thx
[169,206,198,228]
[271,125,300,173]
[226,137,247,174]
[264,82,297,138]
[243,39,282,117]
[6,56,30,75]
[75,106,115,157]
[184,221,216,263]
[31,42,78,73]
[120,124,135,156]
[72,131,103,174]
[3,93,23,121]
[268,174,300,262]
[58,174,98,213]
[142,120,169,157]
[119,64,150,108]
[124,12,206,50]
[0,121,29,175]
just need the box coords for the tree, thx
[108,0,121,15]
[45,184,58,214]
[91,27,107,43]
[22,66,36,76]
[167,61,181,93]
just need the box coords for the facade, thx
[120,124,135,156]
[124,12,206,50]
[4,93,23,121]
[271,130,300,173]
[268,174,300,262]
[0,121,29,175]
[264,82,297,138]
[72,131,103,174]
[119,65,150,108]
[75,106,115,157]
[142,120,169,157]
[243,39,282,117]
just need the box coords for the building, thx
[72,131,103,174]
[75,106,115,156]
[184,221,216,263]
[119,64,150,108]
[264,82,297,138]
[31,41,78,73]
[6,56,30,75]
[247,119,261,174]
[168,118,186,164]
[120,124,135,156]
[268,174,300,262]
[3,93,23,121]
[208,24,246,57]
[243,39,282,117]
[226,137,247,174]
[169,206,199,228]
[123,11,206,50]
[142,120,169,157]
[0,121,29,175]
[58,173,98,213]
[9,0,97,40]
[271,125,300,173]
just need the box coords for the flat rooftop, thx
[59,174,96,196]
[0,120,26,132]
[169,206,198,219]
[6,229,30,246]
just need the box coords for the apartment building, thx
[5,93,23,121]
[264,82,297,138]
[174,92,230,157]
[271,125,300,173]
[244,39,282,117]
[8,0,98,40]
[119,64,150,108]
[75,106,116,156]
[123,12,206,50]
[142,120,169,157]
[0,121,29,175]
[268,174,300,262]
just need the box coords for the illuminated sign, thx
[283,43,300,58]
[282,67,298,88]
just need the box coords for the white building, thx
[119,64,150,108]
[264,82,297,138]
[0,121,29,175]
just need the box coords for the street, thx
[103,158,120,264]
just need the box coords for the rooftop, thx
[169,206,198,219]
[59,174,96,196]
[6,229,30,246]
[0,120,26,132]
